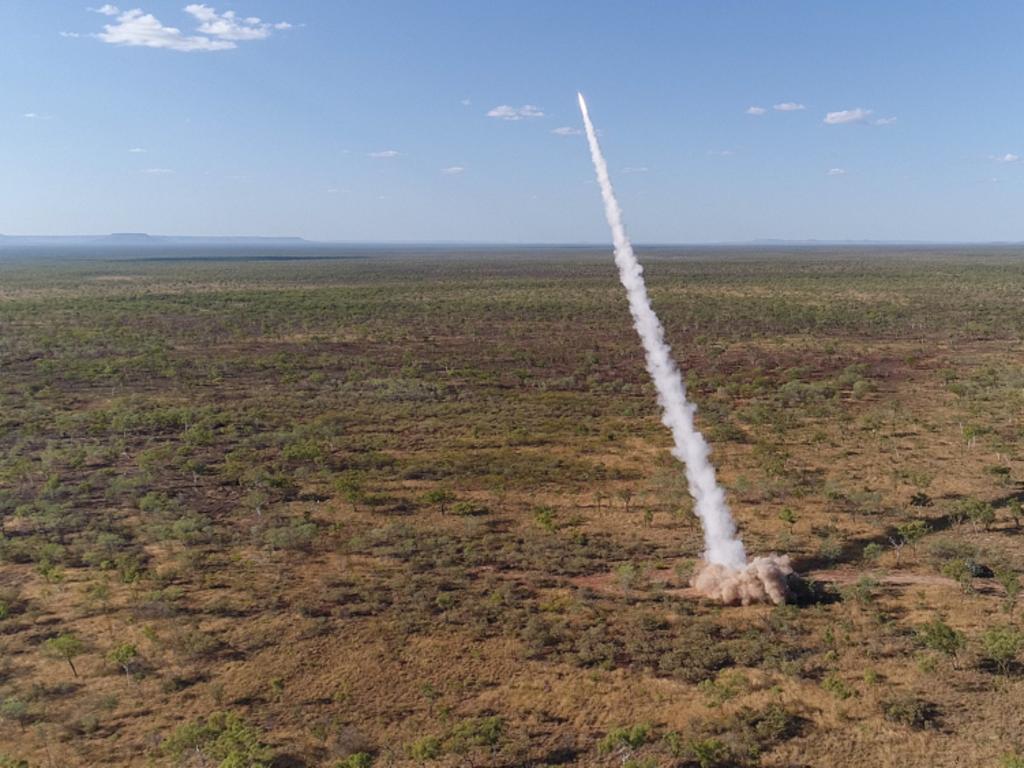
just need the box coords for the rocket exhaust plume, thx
[576,91,745,568]
[576,92,792,605]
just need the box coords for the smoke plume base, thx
[690,554,795,606]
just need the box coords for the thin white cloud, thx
[874,116,897,126]
[708,149,735,157]
[128,147,147,153]
[143,167,174,174]
[60,31,81,38]
[773,102,805,112]
[994,153,1019,164]
[623,166,649,174]
[551,126,581,136]
[93,4,291,52]
[96,9,234,50]
[824,108,873,125]
[23,112,50,120]
[460,98,471,107]
[368,150,400,158]
[826,168,847,176]
[184,4,283,41]
[441,166,465,175]
[487,104,544,120]
[746,106,767,116]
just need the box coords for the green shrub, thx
[688,737,731,768]
[821,673,853,699]
[981,625,1024,674]
[422,488,454,515]
[882,696,936,729]
[138,491,175,514]
[953,498,995,531]
[698,670,749,707]
[409,736,442,760]
[615,562,644,591]
[451,501,488,516]
[1007,499,1023,528]
[862,542,884,563]
[916,617,965,660]
[533,506,557,532]
[0,698,30,729]
[334,754,373,768]
[841,576,879,605]
[161,711,272,768]
[446,716,505,753]
[995,568,1021,615]
[597,723,650,753]
[263,519,319,552]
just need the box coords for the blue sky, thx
[3,1,1023,242]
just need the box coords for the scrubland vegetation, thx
[2,247,1024,766]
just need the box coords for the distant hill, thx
[0,233,312,247]
[744,238,1024,246]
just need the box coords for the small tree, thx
[108,643,139,679]
[955,499,995,532]
[967,501,996,532]
[43,633,85,677]
[916,617,965,668]
[1007,498,1023,530]
[422,488,455,515]
[996,568,1022,616]
[182,457,207,491]
[335,472,366,512]
[242,489,269,518]
[889,520,929,567]
[0,697,30,730]
[862,542,884,564]
[981,624,1024,675]
[616,488,634,515]
[161,711,272,767]
[533,506,557,533]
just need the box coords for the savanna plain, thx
[2,247,1024,768]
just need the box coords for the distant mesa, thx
[0,233,311,247]
[107,233,156,242]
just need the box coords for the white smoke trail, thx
[577,92,746,568]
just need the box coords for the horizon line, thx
[4,233,1024,247]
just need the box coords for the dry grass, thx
[1,248,1024,766]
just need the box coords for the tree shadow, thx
[991,481,1024,505]
[788,575,841,606]
[271,755,309,768]
[793,512,959,573]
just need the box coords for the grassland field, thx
[2,246,1024,767]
